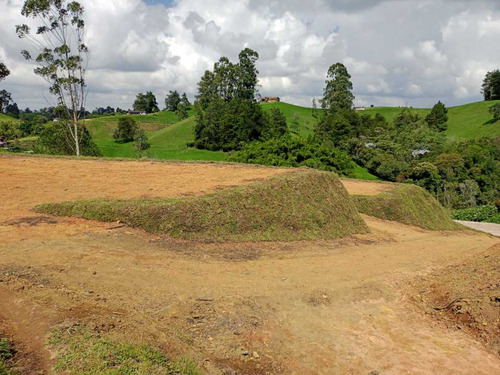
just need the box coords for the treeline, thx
[191,50,499,208]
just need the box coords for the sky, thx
[0,0,499,110]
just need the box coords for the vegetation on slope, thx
[353,183,462,230]
[49,325,200,375]
[36,171,369,242]
[0,338,15,375]
[362,100,500,139]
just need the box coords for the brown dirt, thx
[1,156,499,374]
[341,178,394,196]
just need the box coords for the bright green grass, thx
[361,106,430,124]
[362,100,500,140]
[261,102,319,138]
[0,114,19,123]
[352,164,379,180]
[87,112,225,161]
[49,326,201,375]
[446,100,500,140]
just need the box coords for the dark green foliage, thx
[0,121,21,142]
[482,70,500,101]
[165,90,181,111]
[425,101,448,131]
[0,62,9,82]
[452,205,498,222]
[194,48,268,151]
[133,91,159,113]
[322,63,354,113]
[265,107,288,139]
[133,128,150,152]
[5,103,20,119]
[489,103,500,121]
[36,121,102,157]
[353,184,461,231]
[228,136,355,175]
[0,90,12,113]
[194,96,268,151]
[113,117,138,143]
[175,102,189,120]
[36,171,369,242]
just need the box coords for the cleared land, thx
[0,156,499,374]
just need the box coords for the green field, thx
[0,113,19,122]
[362,100,500,139]
[79,99,500,179]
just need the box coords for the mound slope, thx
[352,183,461,231]
[36,171,369,242]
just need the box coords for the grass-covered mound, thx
[36,171,369,242]
[353,183,462,231]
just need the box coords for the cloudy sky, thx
[1,0,499,110]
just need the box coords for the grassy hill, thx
[0,113,19,122]
[362,100,500,139]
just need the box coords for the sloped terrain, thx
[0,156,499,374]
[36,170,369,242]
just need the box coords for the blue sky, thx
[143,0,174,7]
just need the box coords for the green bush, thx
[228,136,354,176]
[35,121,102,157]
[452,205,498,222]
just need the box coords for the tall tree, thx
[236,48,259,100]
[165,90,181,111]
[425,101,448,131]
[482,70,500,101]
[133,91,158,113]
[0,90,12,113]
[0,62,10,83]
[181,92,191,107]
[16,0,89,157]
[322,63,354,113]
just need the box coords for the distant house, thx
[354,107,366,111]
[128,110,147,115]
[259,97,281,103]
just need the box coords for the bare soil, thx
[1,156,499,374]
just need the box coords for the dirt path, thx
[1,156,499,374]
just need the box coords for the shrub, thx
[36,122,102,157]
[228,136,354,175]
[452,205,498,222]
[113,117,138,143]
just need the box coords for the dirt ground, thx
[1,156,499,374]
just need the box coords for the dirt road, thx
[1,156,499,374]
[456,220,500,237]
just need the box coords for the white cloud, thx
[0,0,499,110]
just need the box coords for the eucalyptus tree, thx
[16,0,89,157]
[0,62,10,82]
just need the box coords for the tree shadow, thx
[483,118,499,125]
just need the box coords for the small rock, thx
[252,351,260,359]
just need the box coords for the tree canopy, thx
[482,70,500,101]
[133,91,159,113]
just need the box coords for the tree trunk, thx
[73,117,80,158]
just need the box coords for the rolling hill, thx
[361,100,500,139]
[82,99,499,179]
[0,113,19,122]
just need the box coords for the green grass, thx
[261,102,319,138]
[0,114,19,123]
[353,183,462,231]
[362,100,500,140]
[352,164,379,181]
[36,170,369,242]
[0,338,15,375]
[86,112,225,161]
[452,205,500,223]
[49,325,201,375]
[446,100,500,140]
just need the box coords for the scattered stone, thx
[252,351,260,359]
